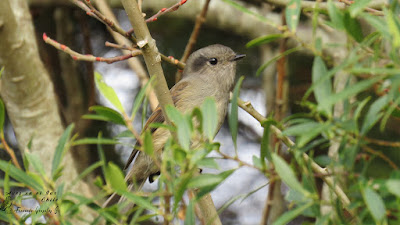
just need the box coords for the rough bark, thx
[0,0,94,223]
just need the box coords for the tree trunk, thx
[0,0,94,223]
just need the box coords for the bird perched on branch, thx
[103,44,245,207]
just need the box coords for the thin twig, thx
[236,98,352,209]
[364,137,400,148]
[105,41,137,51]
[78,0,134,39]
[362,145,399,170]
[338,0,384,16]
[176,0,211,82]
[146,0,189,23]
[43,33,142,64]
[0,133,21,169]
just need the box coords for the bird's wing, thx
[123,80,190,170]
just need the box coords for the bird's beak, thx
[231,54,246,61]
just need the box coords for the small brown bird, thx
[103,44,245,207]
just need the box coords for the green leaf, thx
[87,106,125,125]
[283,122,332,147]
[143,131,154,156]
[166,105,191,150]
[344,12,364,42]
[320,76,382,114]
[184,201,195,225]
[0,160,43,191]
[115,189,158,212]
[385,8,400,48]
[105,162,127,191]
[312,56,332,116]
[272,201,314,225]
[380,95,400,131]
[246,34,285,48]
[221,0,271,24]
[327,0,345,29]
[197,158,220,170]
[25,152,45,177]
[94,72,125,113]
[271,153,309,196]
[362,13,391,39]
[361,95,389,135]
[188,170,235,198]
[52,124,74,179]
[72,137,120,146]
[256,47,301,76]
[0,97,4,133]
[229,76,244,149]
[260,120,274,161]
[286,0,301,32]
[349,0,371,17]
[201,97,218,140]
[387,179,400,198]
[363,187,386,224]
[71,161,103,187]
[131,76,155,120]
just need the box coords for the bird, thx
[103,44,245,207]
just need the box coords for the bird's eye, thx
[208,58,218,65]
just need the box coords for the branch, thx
[43,33,141,63]
[264,0,385,16]
[146,0,188,23]
[120,0,174,126]
[236,98,352,208]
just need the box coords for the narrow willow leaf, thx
[361,95,389,135]
[349,0,371,17]
[286,0,301,32]
[362,13,391,39]
[321,76,382,114]
[221,0,271,24]
[260,120,274,161]
[88,106,125,125]
[387,179,400,198]
[94,72,125,113]
[272,153,309,196]
[344,12,364,42]
[272,201,314,225]
[201,97,218,140]
[26,153,45,177]
[229,76,244,149]
[143,131,154,156]
[131,76,155,120]
[246,34,284,48]
[297,123,331,148]
[115,189,158,212]
[327,0,345,29]
[52,124,74,178]
[166,105,191,150]
[380,95,400,131]
[188,170,235,198]
[363,187,386,224]
[386,8,400,48]
[312,56,332,116]
[71,161,103,187]
[72,138,120,146]
[105,162,127,191]
[0,160,43,191]
[256,47,301,76]
[184,201,195,225]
